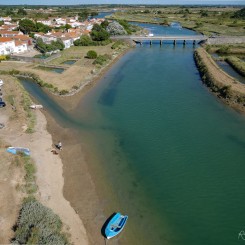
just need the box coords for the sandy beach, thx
[0,44,131,244]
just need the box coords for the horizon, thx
[1,0,245,6]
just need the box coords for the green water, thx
[76,43,245,245]
[21,23,245,244]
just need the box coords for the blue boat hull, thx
[7,147,30,156]
[105,212,128,239]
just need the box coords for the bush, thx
[12,198,68,244]
[111,40,124,49]
[93,54,111,66]
[86,50,97,59]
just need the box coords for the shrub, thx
[93,54,111,66]
[111,40,124,49]
[12,198,68,244]
[59,89,69,95]
[86,50,97,59]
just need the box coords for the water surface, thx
[21,23,245,245]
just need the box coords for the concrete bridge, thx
[111,35,207,45]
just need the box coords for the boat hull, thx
[7,147,30,156]
[105,212,128,239]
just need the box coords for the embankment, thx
[194,47,245,112]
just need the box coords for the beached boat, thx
[7,147,30,156]
[30,104,43,109]
[105,212,128,239]
[0,79,3,86]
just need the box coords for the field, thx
[107,6,245,36]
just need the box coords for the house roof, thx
[14,40,26,46]
[0,30,22,35]
[0,37,14,43]
[13,35,31,41]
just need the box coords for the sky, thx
[0,0,244,5]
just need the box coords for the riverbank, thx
[194,47,245,113]
[0,43,132,244]
[0,75,89,244]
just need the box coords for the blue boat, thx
[105,212,128,239]
[7,147,30,156]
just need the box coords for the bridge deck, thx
[112,35,207,41]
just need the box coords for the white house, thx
[14,40,28,53]
[55,18,66,26]
[59,37,73,49]
[0,37,15,55]
[37,19,52,26]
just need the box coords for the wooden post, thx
[160,40,162,46]
[150,40,152,46]
[183,40,186,45]
[193,40,196,45]
[173,40,176,45]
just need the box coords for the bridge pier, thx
[160,40,162,46]
[193,40,196,45]
[183,40,186,45]
[173,40,176,45]
[150,40,152,46]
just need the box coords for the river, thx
[21,22,245,245]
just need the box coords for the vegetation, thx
[111,40,125,49]
[225,56,245,77]
[93,54,111,66]
[12,197,68,245]
[36,38,64,53]
[86,50,97,59]
[18,19,51,34]
[233,7,245,19]
[108,6,245,36]
[90,23,110,41]
[74,35,111,46]
[194,48,245,108]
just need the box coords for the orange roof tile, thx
[0,37,14,43]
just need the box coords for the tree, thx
[233,8,245,19]
[36,22,51,33]
[19,19,36,34]
[0,21,4,26]
[91,24,109,41]
[17,8,27,16]
[74,35,93,46]
[86,50,97,59]
[101,20,109,29]
[90,11,98,17]
[78,9,89,21]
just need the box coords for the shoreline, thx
[0,44,132,244]
[36,45,133,244]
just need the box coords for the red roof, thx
[0,37,14,43]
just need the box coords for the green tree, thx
[233,7,245,19]
[17,8,27,16]
[19,19,36,34]
[86,50,97,59]
[0,21,4,26]
[78,9,89,21]
[36,22,51,33]
[91,24,109,41]
[101,20,109,29]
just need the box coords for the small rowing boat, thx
[105,212,128,239]
[30,104,43,109]
[7,147,30,156]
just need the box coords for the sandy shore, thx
[0,98,89,244]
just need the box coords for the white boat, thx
[0,79,4,86]
[30,104,43,109]
[148,33,154,37]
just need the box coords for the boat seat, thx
[111,224,121,229]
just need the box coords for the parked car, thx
[0,101,6,107]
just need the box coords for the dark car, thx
[0,101,6,107]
